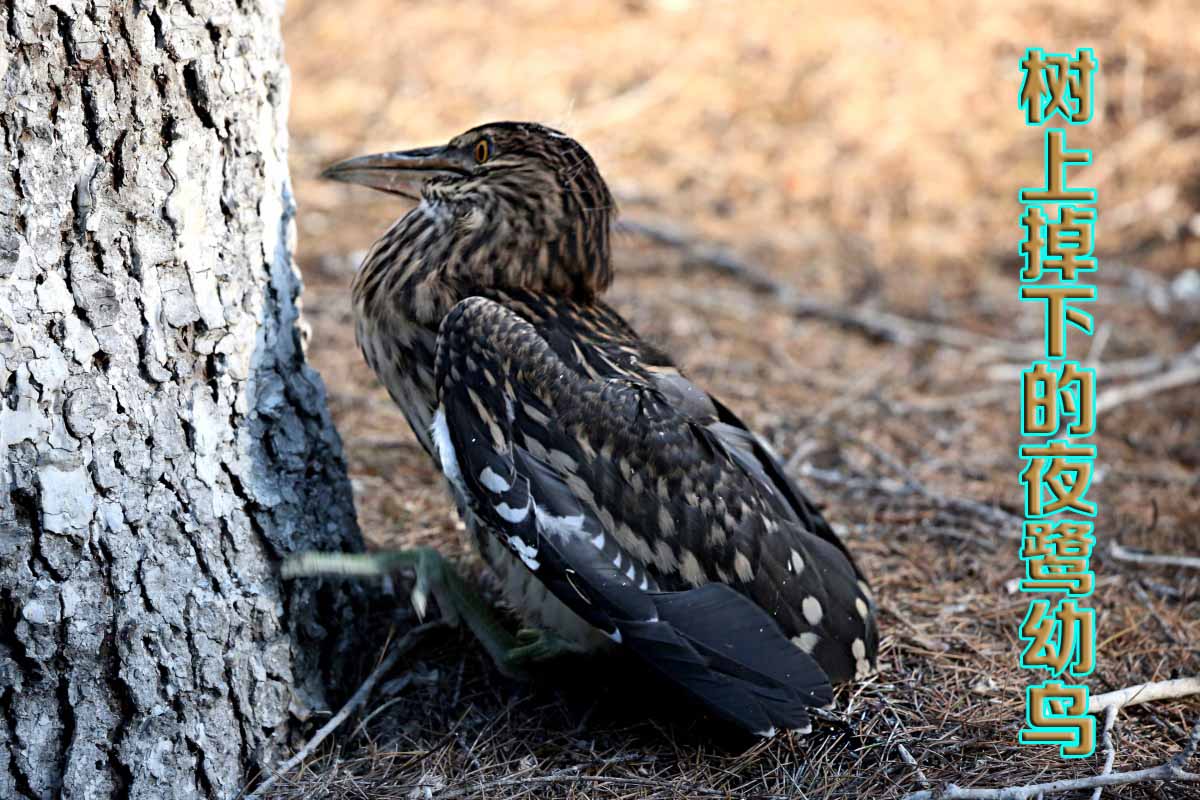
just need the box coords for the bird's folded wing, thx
[431,296,832,734]
[475,290,878,684]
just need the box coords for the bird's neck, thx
[352,197,612,330]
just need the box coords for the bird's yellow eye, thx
[473,139,490,164]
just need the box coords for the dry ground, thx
[264,1,1200,797]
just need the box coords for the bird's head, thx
[324,122,615,314]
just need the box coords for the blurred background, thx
[276,1,1200,796]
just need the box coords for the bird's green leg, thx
[281,549,579,677]
[505,626,581,669]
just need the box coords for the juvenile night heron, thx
[287,122,879,736]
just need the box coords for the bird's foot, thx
[281,547,459,623]
[281,548,573,679]
[502,627,581,672]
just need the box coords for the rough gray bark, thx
[0,1,363,797]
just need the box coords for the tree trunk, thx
[0,1,363,797]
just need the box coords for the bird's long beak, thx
[320,145,469,199]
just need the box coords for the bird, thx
[298,121,879,737]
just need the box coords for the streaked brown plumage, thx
[324,121,878,736]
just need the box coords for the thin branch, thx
[1084,323,1113,370]
[891,385,1009,414]
[619,217,1038,358]
[625,215,1200,421]
[902,717,1200,800]
[985,342,1200,384]
[1177,716,1200,768]
[1109,542,1200,571]
[1097,361,1200,413]
[1088,677,1200,714]
[799,463,1022,538]
[1091,704,1119,800]
[898,743,933,791]
[243,622,443,800]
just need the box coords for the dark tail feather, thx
[617,584,832,735]
[654,584,833,706]
[619,618,780,735]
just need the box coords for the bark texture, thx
[0,1,363,797]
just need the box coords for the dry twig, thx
[619,218,1038,358]
[1088,677,1200,714]
[244,622,444,799]
[902,717,1200,800]
[898,743,933,791]
[1096,361,1200,413]
[1091,704,1119,800]
[986,342,1200,385]
[1109,542,1200,571]
[798,463,1022,538]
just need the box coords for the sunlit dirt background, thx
[272,1,1200,797]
